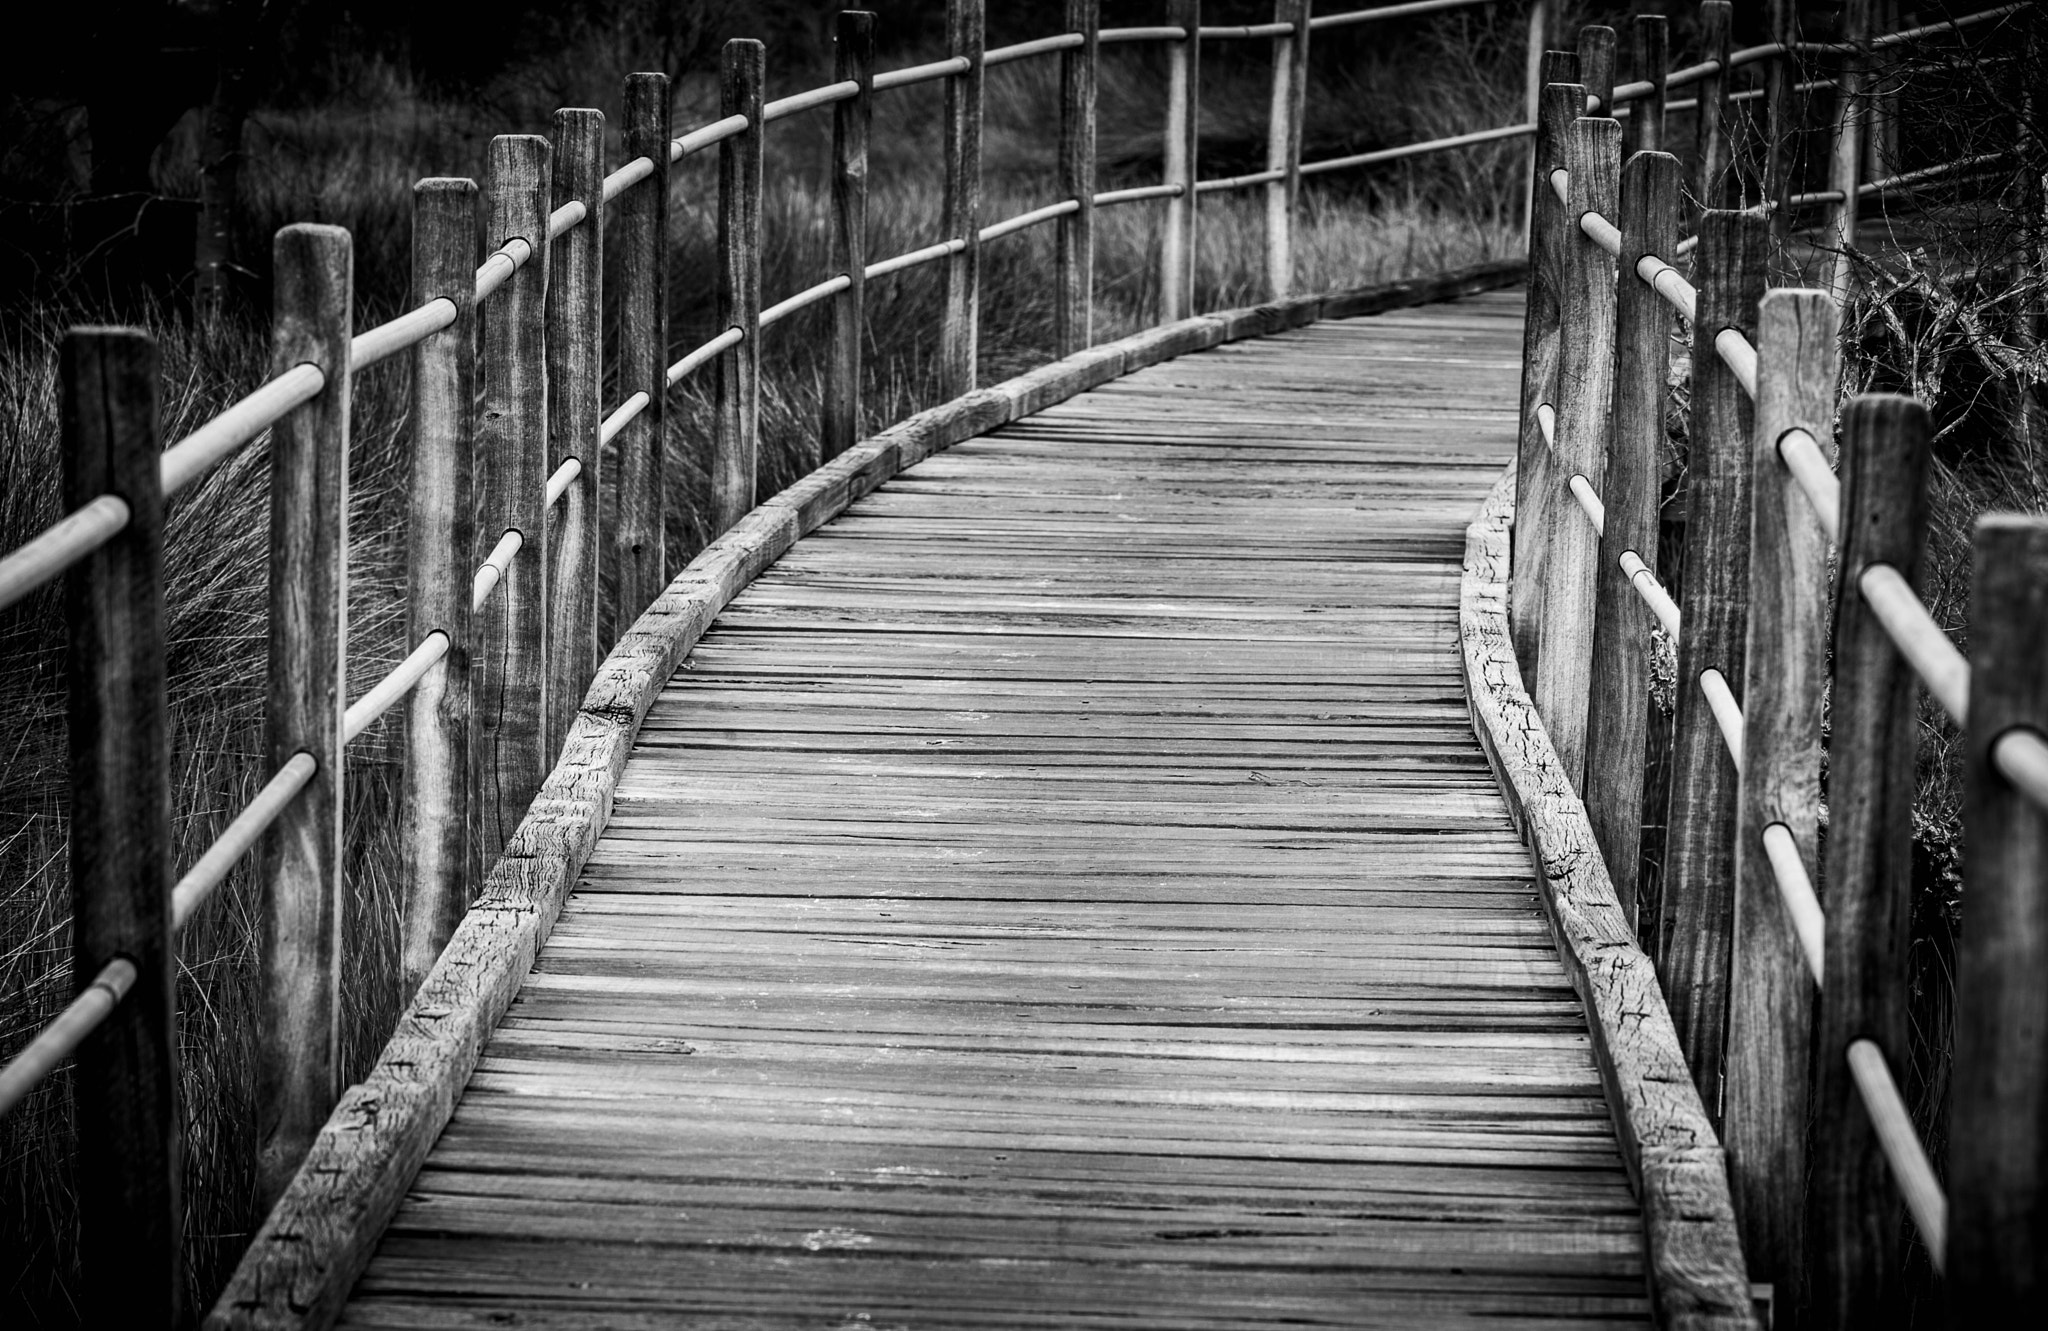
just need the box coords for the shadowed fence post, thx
[1825,0,1871,300]
[63,327,179,1325]
[1577,25,1615,117]
[1519,4,1548,242]
[1658,206,1764,1117]
[1625,14,1667,156]
[1509,68,1580,674]
[1727,288,1838,1306]
[1532,115,1619,790]
[400,179,477,994]
[1806,393,1928,1329]
[1264,0,1309,301]
[475,135,551,879]
[547,109,603,760]
[1584,148,1678,928]
[1950,516,2048,1321]
[257,223,351,1206]
[716,40,764,530]
[1057,0,1099,354]
[613,72,670,634]
[825,10,874,461]
[941,1,984,396]
[1763,0,1800,242]
[1160,0,1201,322]
[1694,1,1733,210]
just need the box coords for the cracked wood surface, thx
[1459,463,1757,1330]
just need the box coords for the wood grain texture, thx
[1583,149,1677,931]
[1657,207,1763,1118]
[824,10,873,463]
[612,72,670,634]
[1057,0,1098,355]
[1693,2,1733,211]
[1510,69,1582,675]
[941,0,984,397]
[1531,115,1618,791]
[62,326,180,1325]
[475,135,551,880]
[206,266,1526,1331]
[1160,0,1201,322]
[546,109,603,762]
[1824,0,1870,299]
[259,223,352,1207]
[1761,0,1798,240]
[1805,394,1929,1331]
[1577,25,1616,116]
[1949,515,2048,1321]
[1462,464,1757,1331]
[715,42,765,534]
[401,179,478,993]
[1725,289,1836,1301]
[1263,0,1310,300]
[1624,15,1667,156]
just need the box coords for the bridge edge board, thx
[204,255,1528,1331]
[1458,462,1759,1331]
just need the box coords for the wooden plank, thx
[258,223,352,1207]
[1160,0,1201,321]
[612,72,670,632]
[1725,290,1836,1301]
[545,108,603,760]
[63,326,180,1324]
[941,0,984,397]
[715,41,765,532]
[1057,0,1099,354]
[1693,1,1733,209]
[1623,15,1667,156]
[1264,0,1310,299]
[824,11,873,463]
[1576,24,1615,114]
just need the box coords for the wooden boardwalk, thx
[339,291,1653,1328]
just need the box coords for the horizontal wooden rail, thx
[351,299,457,372]
[470,529,522,613]
[763,80,859,123]
[865,237,967,278]
[1199,21,1294,40]
[759,274,852,327]
[872,55,970,90]
[0,958,137,1117]
[0,496,131,613]
[1619,551,1681,635]
[1097,25,1188,44]
[670,114,750,159]
[1301,120,1532,176]
[1197,166,1288,193]
[343,634,448,744]
[1311,0,1497,31]
[980,198,1081,242]
[171,755,317,930]
[598,392,649,446]
[1847,1039,1950,1270]
[1093,182,1184,205]
[666,327,744,386]
[1760,823,1826,983]
[543,457,581,508]
[602,155,653,201]
[1858,563,1970,722]
[1699,667,1745,764]
[985,32,1085,64]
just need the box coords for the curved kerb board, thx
[1459,464,1757,1331]
[212,259,1532,1330]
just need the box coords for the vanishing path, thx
[340,291,1651,1328]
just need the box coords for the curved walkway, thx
[339,290,1651,1328]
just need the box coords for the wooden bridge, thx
[3,3,2047,1329]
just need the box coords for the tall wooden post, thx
[1160,0,1201,323]
[1825,0,1872,300]
[399,179,477,994]
[1695,1,1734,210]
[256,223,351,1206]
[1532,116,1619,790]
[613,72,670,634]
[1658,207,1765,1117]
[715,40,764,531]
[1520,3,1549,242]
[547,109,603,758]
[474,135,551,878]
[1764,0,1801,242]
[1057,0,1099,355]
[1577,25,1616,116]
[1806,393,1929,1330]
[1727,288,1839,1304]
[1509,68,1580,674]
[1625,14,1668,156]
[825,10,874,461]
[941,0,984,397]
[1583,149,1679,926]
[63,327,179,1325]
[1264,0,1310,301]
[1949,516,2048,1321]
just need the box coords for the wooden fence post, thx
[1695,1,1734,210]
[474,135,551,878]
[1806,393,1929,1329]
[1058,0,1099,355]
[1583,148,1679,927]
[1825,0,1872,300]
[1532,115,1619,790]
[547,108,602,759]
[256,223,351,1206]
[1763,0,1801,242]
[1520,3,1549,243]
[400,179,477,994]
[1160,0,1201,323]
[1625,14,1668,156]
[63,327,179,1325]
[1264,0,1310,301]
[1726,288,1839,1304]
[825,10,874,462]
[1949,515,2048,1322]
[715,40,764,532]
[1577,25,1616,116]
[941,0,984,397]
[1658,206,1765,1117]
[613,72,670,633]
[1509,68,1580,674]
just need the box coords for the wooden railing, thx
[0,1,1547,1324]
[1512,3,2045,1325]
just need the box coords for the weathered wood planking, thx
[328,292,1658,1328]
